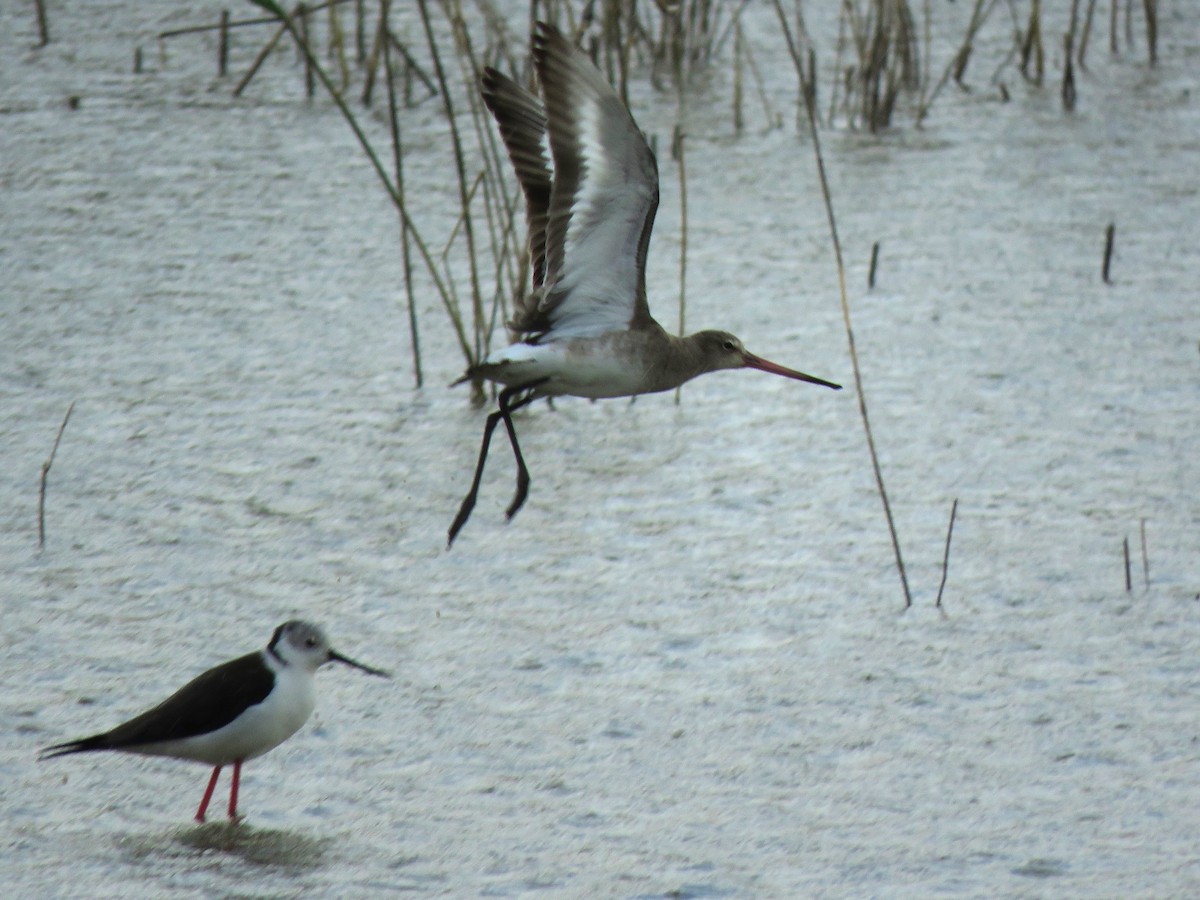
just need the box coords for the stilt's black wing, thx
[39,652,275,758]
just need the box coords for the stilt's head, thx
[695,331,842,389]
[269,621,391,678]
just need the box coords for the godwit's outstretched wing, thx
[531,23,660,340]
[480,68,552,307]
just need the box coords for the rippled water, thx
[3,2,1198,896]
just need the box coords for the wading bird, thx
[39,620,389,822]
[449,23,840,546]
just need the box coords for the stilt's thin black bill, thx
[328,650,390,678]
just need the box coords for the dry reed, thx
[1102,223,1116,283]
[38,401,75,550]
[935,498,958,609]
[1139,518,1150,588]
[773,0,913,609]
[34,0,50,46]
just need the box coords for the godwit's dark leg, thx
[227,759,242,822]
[497,384,542,521]
[448,408,507,546]
[195,765,222,823]
[447,380,544,546]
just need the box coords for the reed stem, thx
[382,0,422,386]
[219,10,231,76]
[935,498,958,608]
[417,0,486,366]
[1139,518,1150,589]
[1143,0,1158,66]
[1102,222,1115,283]
[235,19,288,97]
[298,4,315,98]
[34,0,50,47]
[773,0,912,609]
[38,401,75,550]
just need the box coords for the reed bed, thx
[150,1,742,397]
[142,0,1168,397]
[130,0,1176,605]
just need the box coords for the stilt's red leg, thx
[195,766,222,823]
[227,759,243,822]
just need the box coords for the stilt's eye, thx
[305,637,317,647]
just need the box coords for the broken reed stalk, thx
[416,0,485,367]
[1123,535,1132,592]
[219,9,231,76]
[868,241,880,289]
[34,0,50,46]
[1102,222,1115,283]
[38,401,75,550]
[1139,518,1150,588]
[1143,0,1158,66]
[772,0,913,609]
[234,18,288,97]
[935,498,958,608]
[381,0,422,387]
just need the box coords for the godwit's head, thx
[695,330,842,390]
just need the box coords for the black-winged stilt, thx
[39,620,389,822]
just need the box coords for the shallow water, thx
[2,2,1198,896]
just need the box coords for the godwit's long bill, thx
[448,23,840,546]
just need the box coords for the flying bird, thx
[449,23,840,546]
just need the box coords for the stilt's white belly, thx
[135,670,316,766]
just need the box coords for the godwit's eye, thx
[722,340,736,352]
[305,637,317,647]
